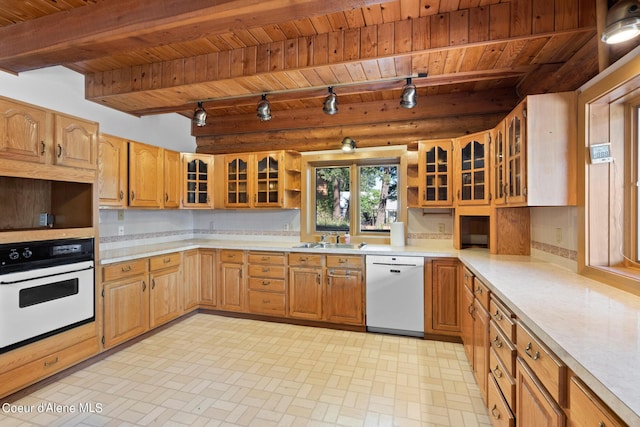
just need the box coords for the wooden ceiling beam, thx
[0,0,392,73]
[195,113,506,154]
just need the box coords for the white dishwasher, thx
[365,255,424,337]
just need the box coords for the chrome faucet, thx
[320,234,327,243]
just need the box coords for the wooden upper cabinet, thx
[0,96,98,171]
[224,150,300,209]
[225,153,251,208]
[494,92,577,207]
[53,113,98,170]
[418,140,453,206]
[182,153,213,208]
[98,133,128,208]
[0,98,49,164]
[128,141,163,208]
[455,131,490,205]
[162,149,181,209]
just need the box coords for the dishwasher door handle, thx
[390,269,402,273]
[370,262,419,267]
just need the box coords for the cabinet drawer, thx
[248,252,285,265]
[102,259,147,282]
[220,250,244,263]
[0,338,98,398]
[568,375,625,427]
[248,264,286,279]
[247,290,286,316]
[473,277,490,310]
[462,266,474,292]
[490,320,516,376]
[488,373,515,427]
[490,347,515,412]
[516,321,566,405]
[326,255,363,269]
[149,253,181,271]
[248,277,286,292]
[489,297,516,343]
[288,253,322,267]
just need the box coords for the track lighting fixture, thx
[256,94,272,121]
[341,137,356,152]
[601,0,640,44]
[400,78,417,109]
[323,86,338,115]
[192,101,207,127]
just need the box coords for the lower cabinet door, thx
[325,269,363,325]
[103,277,149,348]
[288,267,323,320]
[516,357,565,427]
[150,267,182,328]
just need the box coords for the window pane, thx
[359,165,398,232]
[315,167,350,232]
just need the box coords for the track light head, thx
[323,87,338,115]
[341,137,356,152]
[602,0,640,44]
[400,78,417,109]
[257,94,272,121]
[192,101,207,127]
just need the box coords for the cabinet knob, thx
[492,335,503,348]
[493,310,503,321]
[492,365,503,378]
[40,141,46,155]
[119,190,124,201]
[151,279,156,289]
[490,404,501,420]
[57,144,62,158]
[142,281,146,291]
[131,191,135,201]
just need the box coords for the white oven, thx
[0,238,95,354]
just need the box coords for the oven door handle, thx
[0,265,94,285]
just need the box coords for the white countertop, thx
[99,240,640,424]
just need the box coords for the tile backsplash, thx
[99,206,579,270]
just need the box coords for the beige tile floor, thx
[1,314,491,426]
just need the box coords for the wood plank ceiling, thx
[0,0,635,153]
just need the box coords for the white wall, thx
[530,206,578,271]
[0,66,195,152]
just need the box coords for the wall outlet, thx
[209,221,215,232]
[438,223,445,233]
[118,226,125,236]
[555,228,562,243]
[39,213,48,227]
[117,209,124,221]
[283,223,289,231]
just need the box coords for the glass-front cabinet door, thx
[254,152,281,207]
[225,154,251,208]
[505,102,527,205]
[455,131,490,205]
[418,140,453,206]
[182,153,213,208]
[492,122,506,205]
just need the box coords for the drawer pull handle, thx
[300,257,308,262]
[338,258,347,263]
[475,287,483,295]
[261,257,270,261]
[491,404,501,420]
[262,280,270,286]
[262,299,270,304]
[493,310,503,321]
[492,365,503,378]
[525,342,540,360]
[599,422,605,427]
[121,265,132,272]
[493,335,503,348]
[262,267,270,272]
[163,258,171,264]
[44,356,59,367]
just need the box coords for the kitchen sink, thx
[291,242,366,250]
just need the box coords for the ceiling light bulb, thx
[400,78,417,109]
[602,0,640,44]
[323,87,338,115]
[341,137,356,152]
[192,101,207,127]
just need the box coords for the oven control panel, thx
[0,238,94,274]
